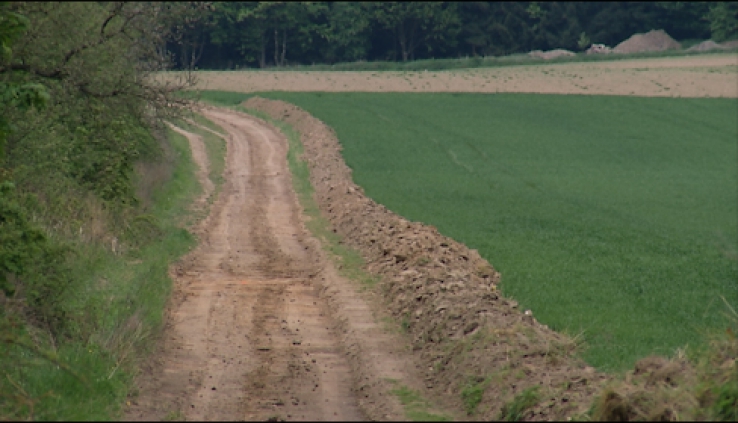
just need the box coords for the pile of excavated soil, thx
[242,96,612,420]
[528,49,577,60]
[613,29,681,53]
[686,40,727,52]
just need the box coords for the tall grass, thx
[202,91,738,373]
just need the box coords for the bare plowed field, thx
[185,54,737,98]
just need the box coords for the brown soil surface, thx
[124,108,438,421]
[184,54,737,98]
[613,29,681,54]
[686,40,727,53]
[241,97,611,421]
[528,49,576,60]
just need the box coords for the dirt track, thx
[125,108,431,421]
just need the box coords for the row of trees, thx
[175,1,738,70]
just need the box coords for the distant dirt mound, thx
[529,49,577,60]
[613,29,681,54]
[721,39,738,49]
[686,40,726,52]
[243,96,610,420]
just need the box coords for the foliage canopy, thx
[172,1,736,69]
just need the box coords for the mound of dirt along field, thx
[528,49,577,60]
[686,40,727,52]
[242,96,614,420]
[613,29,681,53]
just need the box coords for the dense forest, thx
[173,1,738,70]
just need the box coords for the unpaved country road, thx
[124,107,418,421]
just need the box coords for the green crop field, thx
[200,90,737,372]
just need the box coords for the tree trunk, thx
[398,22,408,61]
[156,43,168,70]
[180,42,189,69]
[259,34,266,68]
[274,28,279,67]
[190,33,205,69]
[408,19,419,61]
[280,29,287,66]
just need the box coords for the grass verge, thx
[499,386,541,421]
[460,376,490,416]
[188,110,227,136]
[1,126,202,420]
[386,380,452,421]
[171,114,227,204]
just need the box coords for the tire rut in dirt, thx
[242,279,363,421]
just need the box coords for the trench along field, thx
[125,107,434,421]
